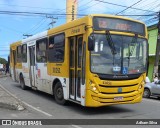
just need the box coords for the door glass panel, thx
[70,38,74,67]
[77,70,81,98]
[30,47,35,66]
[70,70,75,95]
[78,37,83,68]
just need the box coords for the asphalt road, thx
[0,77,160,128]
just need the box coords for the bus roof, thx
[11,14,146,45]
[22,31,47,43]
[48,14,146,36]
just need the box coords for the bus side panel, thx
[22,63,31,87]
[35,63,52,94]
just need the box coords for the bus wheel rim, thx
[57,88,63,99]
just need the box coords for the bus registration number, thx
[114,96,123,101]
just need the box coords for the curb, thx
[0,83,25,111]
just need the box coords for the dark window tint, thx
[48,33,65,62]
[78,37,83,68]
[36,38,48,63]
[16,45,22,63]
[22,44,27,62]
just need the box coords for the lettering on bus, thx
[103,81,112,85]
[116,23,131,31]
[71,28,80,34]
[53,67,61,73]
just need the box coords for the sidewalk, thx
[0,75,25,111]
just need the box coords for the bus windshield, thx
[90,34,147,75]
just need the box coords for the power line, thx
[0,24,23,34]
[135,2,160,21]
[124,0,159,15]
[116,0,143,15]
[79,1,100,12]
[118,13,158,16]
[94,0,156,12]
[27,18,48,34]
[0,4,62,11]
[0,10,86,17]
[24,18,46,34]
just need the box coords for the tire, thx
[54,82,66,105]
[143,88,150,98]
[20,75,27,90]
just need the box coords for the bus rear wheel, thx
[20,75,27,90]
[54,82,66,105]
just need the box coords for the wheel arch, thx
[144,87,151,92]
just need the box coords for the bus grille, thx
[99,83,138,94]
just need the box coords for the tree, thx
[0,57,7,64]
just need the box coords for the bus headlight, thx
[139,84,143,89]
[90,82,99,94]
[89,80,99,93]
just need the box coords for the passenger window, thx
[22,44,27,62]
[16,46,22,63]
[48,33,65,62]
[36,38,48,63]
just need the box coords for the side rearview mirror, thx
[88,36,95,51]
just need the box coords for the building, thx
[147,24,159,81]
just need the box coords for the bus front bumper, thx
[85,89,144,107]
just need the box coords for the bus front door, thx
[69,36,83,102]
[29,46,36,88]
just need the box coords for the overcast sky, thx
[0,0,159,60]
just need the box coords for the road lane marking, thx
[71,124,83,128]
[22,101,53,117]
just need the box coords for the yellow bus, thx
[10,14,148,107]
[10,41,22,81]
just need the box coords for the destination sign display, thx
[93,17,145,36]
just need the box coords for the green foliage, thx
[0,57,7,64]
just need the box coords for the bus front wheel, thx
[54,82,66,105]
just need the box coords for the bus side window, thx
[22,44,27,62]
[48,33,65,62]
[36,38,48,63]
[16,45,22,63]
[49,36,54,49]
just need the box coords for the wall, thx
[147,26,158,81]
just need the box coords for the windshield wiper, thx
[105,30,116,55]
[128,34,138,66]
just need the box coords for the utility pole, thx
[154,11,160,78]
[46,16,58,29]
